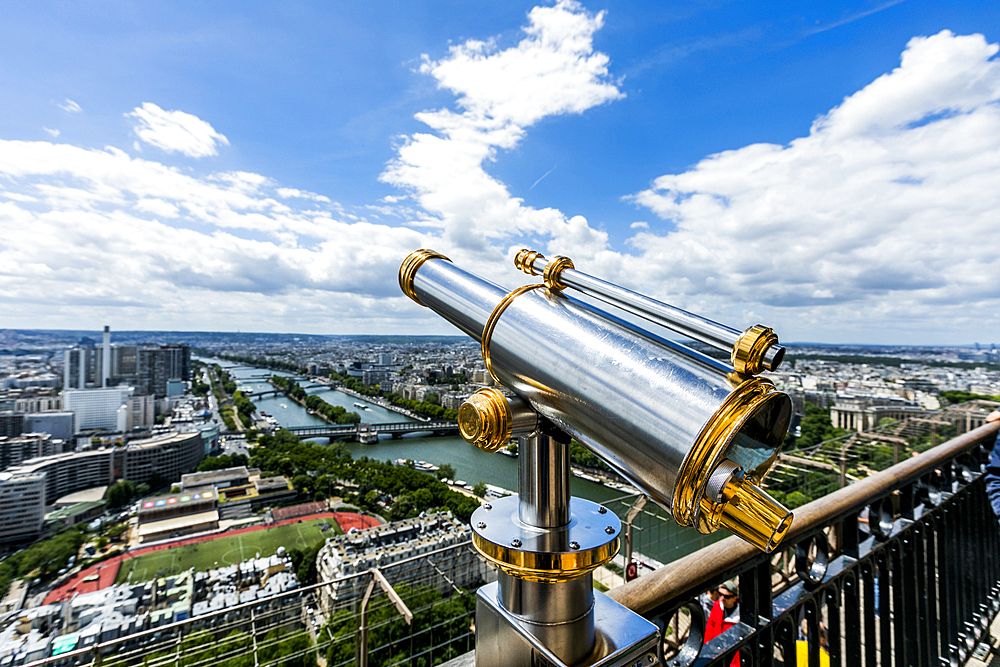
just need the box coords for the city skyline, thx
[0,1,998,344]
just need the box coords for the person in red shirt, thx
[705,580,740,666]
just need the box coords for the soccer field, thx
[115,518,340,584]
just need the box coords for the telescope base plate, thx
[471,495,621,582]
[475,581,658,667]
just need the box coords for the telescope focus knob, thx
[458,388,540,453]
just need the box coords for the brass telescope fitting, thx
[698,462,793,553]
[470,496,620,583]
[514,249,545,275]
[732,324,783,376]
[458,388,539,453]
[542,256,575,290]
[672,376,793,552]
[399,249,451,306]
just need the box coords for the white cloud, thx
[0,138,431,331]
[627,30,1000,342]
[58,99,82,113]
[277,187,332,203]
[43,128,60,138]
[381,0,621,269]
[126,102,230,158]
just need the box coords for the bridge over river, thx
[242,382,328,399]
[284,420,459,443]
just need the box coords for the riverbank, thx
[333,384,428,421]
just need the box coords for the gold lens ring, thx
[542,256,575,290]
[481,283,547,386]
[672,376,777,528]
[731,324,779,375]
[398,249,451,306]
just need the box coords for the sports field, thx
[115,517,340,584]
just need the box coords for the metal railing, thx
[609,420,1000,666]
[19,422,1000,667]
[22,541,493,667]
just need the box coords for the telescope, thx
[399,249,794,667]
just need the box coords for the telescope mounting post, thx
[464,395,659,667]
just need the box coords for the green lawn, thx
[115,518,340,584]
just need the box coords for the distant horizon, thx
[1,327,996,351]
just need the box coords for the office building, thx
[24,412,75,443]
[0,412,23,438]
[63,386,135,433]
[0,429,209,541]
[0,472,46,543]
[63,328,190,398]
[7,449,115,508]
[15,394,62,413]
[115,430,205,487]
[0,433,67,470]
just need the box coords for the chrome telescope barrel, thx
[400,250,794,552]
[514,249,785,375]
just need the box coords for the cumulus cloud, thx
[0,138,430,331]
[627,30,1000,341]
[43,128,60,138]
[381,0,621,268]
[127,103,230,158]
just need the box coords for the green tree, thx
[291,474,313,496]
[106,480,135,509]
[791,402,845,449]
[436,463,456,481]
[472,482,487,497]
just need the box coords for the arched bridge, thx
[284,420,459,442]
[242,382,328,399]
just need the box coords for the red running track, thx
[332,512,380,532]
[43,511,381,604]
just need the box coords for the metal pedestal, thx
[470,432,660,666]
[475,582,658,667]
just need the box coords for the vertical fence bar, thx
[890,541,908,667]
[960,492,975,642]
[825,585,841,667]
[902,531,921,666]
[924,518,940,667]
[912,524,930,667]
[940,505,960,664]
[862,562,878,667]
[843,573,861,667]
[877,552,892,667]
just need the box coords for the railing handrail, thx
[608,419,1000,616]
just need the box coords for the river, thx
[205,358,725,564]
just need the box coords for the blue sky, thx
[0,1,998,344]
